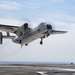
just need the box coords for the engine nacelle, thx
[16,23,29,36]
[0,32,3,44]
[19,23,28,32]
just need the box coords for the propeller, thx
[40,20,56,30]
[47,20,56,30]
[18,17,33,28]
[37,19,56,30]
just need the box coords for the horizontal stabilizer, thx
[3,36,15,39]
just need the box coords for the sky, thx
[0,0,75,63]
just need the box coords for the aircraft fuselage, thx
[13,24,51,45]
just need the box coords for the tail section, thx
[0,32,3,44]
[7,32,10,36]
[0,32,15,45]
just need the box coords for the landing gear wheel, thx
[40,38,43,45]
[19,40,22,43]
[40,41,43,45]
[25,44,28,46]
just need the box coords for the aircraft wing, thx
[0,24,19,33]
[0,24,32,36]
[51,30,67,34]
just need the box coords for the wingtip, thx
[64,31,68,33]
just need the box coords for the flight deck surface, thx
[0,64,75,75]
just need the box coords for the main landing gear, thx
[40,38,43,45]
[19,40,22,43]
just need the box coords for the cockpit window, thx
[47,25,52,29]
[40,22,46,25]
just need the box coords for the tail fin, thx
[0,32,3,44]
[0,32,15,45]
[7,32,10,36]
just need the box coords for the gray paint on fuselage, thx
[21,25,49,45]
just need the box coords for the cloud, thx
[0,18,25,26]
[52,0,64,3]
[0,1,21,10]
[20,0,41,10]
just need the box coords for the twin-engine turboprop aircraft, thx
[0,22,67,46]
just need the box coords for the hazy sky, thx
[0,0,75,62]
